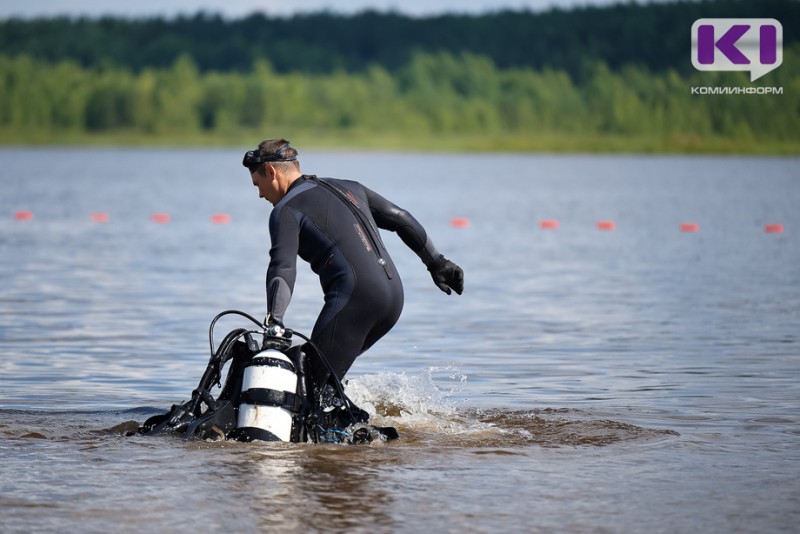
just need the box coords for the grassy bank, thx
[3,49,798,156]
[2,128,797,155]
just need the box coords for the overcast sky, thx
[0,0,665,19]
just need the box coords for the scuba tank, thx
[135,310,397,445]
[236,349,297,442]
[233,324,306,442]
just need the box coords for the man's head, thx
[243,138,302,206]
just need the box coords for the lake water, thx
[1,147,798,533]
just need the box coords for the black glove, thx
[427,255,464,295]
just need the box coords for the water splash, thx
[345,367,483,437]
[344,369,679,448]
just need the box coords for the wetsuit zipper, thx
[309,176,393,280]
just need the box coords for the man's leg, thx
[309,279,403,390]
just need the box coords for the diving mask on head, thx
[242,149,297,174]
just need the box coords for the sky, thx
[0,0,664,19]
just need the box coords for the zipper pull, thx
[378,258,392,279]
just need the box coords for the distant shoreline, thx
[1,129,797,155]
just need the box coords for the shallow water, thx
[1,148,799,532]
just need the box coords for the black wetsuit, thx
[266,175,440,387]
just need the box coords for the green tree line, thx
[2,49,798,149]
[1,0,797,78]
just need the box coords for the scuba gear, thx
[428,255,464,295]
[135,310,398,445]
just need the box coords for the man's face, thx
[251,167,279,206]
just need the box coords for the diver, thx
[134,139,464,443]
[243,138,464,400]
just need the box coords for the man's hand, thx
[428,255,464,295]
[263,315,286,337]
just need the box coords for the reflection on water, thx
[1,148,799,532]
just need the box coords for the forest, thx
[0,0,797,153]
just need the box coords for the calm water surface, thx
[1,148,798,533]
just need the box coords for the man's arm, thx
[363,185,441,267]
[364,185,463,295]
[266,206,300,324]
